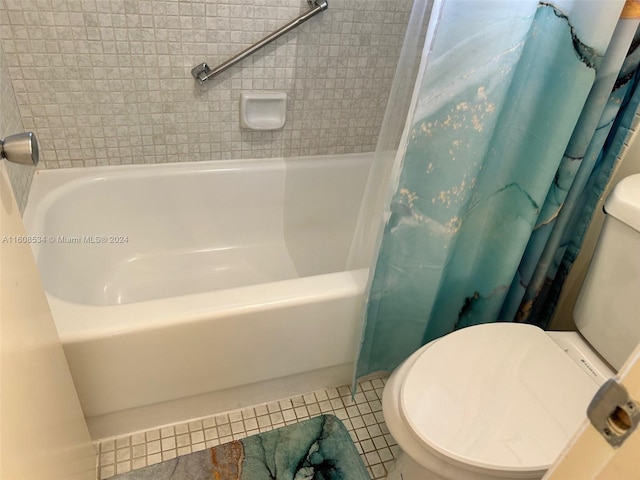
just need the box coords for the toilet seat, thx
[397,323,601,477]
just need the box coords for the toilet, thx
[382,174,640,480]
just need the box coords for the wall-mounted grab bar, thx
[191,0,328,85]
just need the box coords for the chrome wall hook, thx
[0,132,39,166]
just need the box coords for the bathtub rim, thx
[25,152,374,225]
[48,268,369,344]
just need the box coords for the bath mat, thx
[111,414,370,480]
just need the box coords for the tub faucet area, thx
[0,132,39,166]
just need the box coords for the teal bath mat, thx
[111,415,370,480]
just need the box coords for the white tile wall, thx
[0,0,412,169]
[96,378,399,480]
[0,39,33,212]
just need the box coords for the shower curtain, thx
[355,0,640,378]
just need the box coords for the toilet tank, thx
[574,174,640,371]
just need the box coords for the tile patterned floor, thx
[96,377,398,480]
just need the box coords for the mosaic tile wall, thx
[0,0,413,169]
[0,45,33,212]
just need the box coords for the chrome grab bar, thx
[191,0,328,85]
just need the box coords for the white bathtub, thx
[24,153,371,438]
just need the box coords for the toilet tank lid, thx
[605,174,640,232]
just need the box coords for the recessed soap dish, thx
[240,92,287,130]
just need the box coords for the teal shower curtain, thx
[356,0,640,378]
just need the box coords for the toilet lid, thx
[400,323,600,474]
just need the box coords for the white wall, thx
[0,162,95,479]
[0,45,33,212]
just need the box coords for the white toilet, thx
[382,174,640,480]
